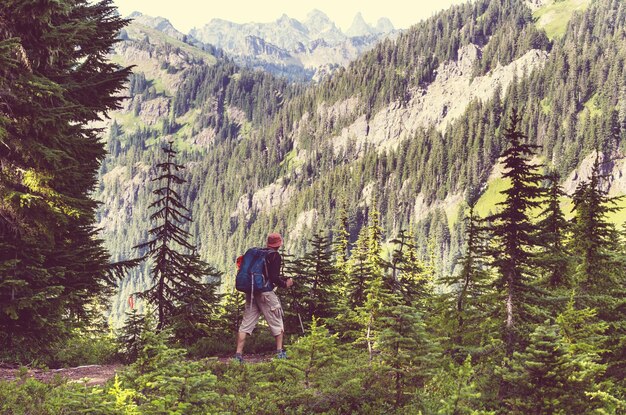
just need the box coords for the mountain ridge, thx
[187,10,395,81]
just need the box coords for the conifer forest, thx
[1,0,626,413]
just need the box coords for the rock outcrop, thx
[330,44,549,156]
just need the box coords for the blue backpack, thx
[235,248,274,294]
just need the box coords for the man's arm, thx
[267,252,292,288]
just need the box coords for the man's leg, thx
[236,331,247,354]
[275,332,283,351]
[257,292,286,357]
[236,295,260,358]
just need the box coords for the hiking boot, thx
[276,349,287,359]
[232,353,244,364]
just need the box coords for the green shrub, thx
[50,330,118,368]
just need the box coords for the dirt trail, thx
[0,353,274,386]
[0,364,122,386]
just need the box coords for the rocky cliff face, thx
[322,44,548,158]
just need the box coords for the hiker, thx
[234,232,294,362]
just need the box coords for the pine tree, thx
[485,110,545,357]
[294,232,338,325]
[344,226,371,309]
[169,252,222,345]
[503,322,603,413]
[568,156,626,381]
[388,229,432,308]
[536,171,571,289]
[333,205,385,344]
[569,156,621,292]
[117,309,153,363]
[377,301,440,408]
[216,289,245,337]
[0,0,132,357]
[280,251,308,335]
[275,317,340,390]
[428,356,487,415]
[134,142,220,335]
[439,204,494,361]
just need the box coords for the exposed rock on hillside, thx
[128,12,187,41]
[563,151,626,195]
[289,209,319,242]
[330,44,549,156]
[138,97,170,125]
[231,180,295,222]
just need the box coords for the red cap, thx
[267,233,283,248]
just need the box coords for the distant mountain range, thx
[128,10,396,82]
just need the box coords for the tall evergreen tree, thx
[332,205,384,343]
[0,0,131,357]
[569,156,626,381]
[377,301,440,408]
[440,204,494,361]
[486,110,545,357]
[344,227,371,309]
[388,229,432,308]
[134,142,220,334]
[569,157,621,291]
[536,171,571,289]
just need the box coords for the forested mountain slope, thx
[99,0,626,322]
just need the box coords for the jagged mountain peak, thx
[276,13,307,32]
[346,12,376,37]
[305,9,334,30]
[126,11,188,41]
[375,17,395,34]
[305,9,334,29]
[187,10,394,80]
[304,9,344,43]
[307,9,331,21]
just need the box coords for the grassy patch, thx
[150,77,167,95]
[474,178,510,218]
[606,196,626,228]
[533,0,591,40]
[472,177,626,230]
[280,149,304,173]
[445,200,463,230]
[113,111,147,132]
[579,93,603,122]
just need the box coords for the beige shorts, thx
[239,291,284,336]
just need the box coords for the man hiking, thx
[234,232,293,362]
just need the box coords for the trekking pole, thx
[291,289,305,335]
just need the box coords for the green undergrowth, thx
[0,325,498,414]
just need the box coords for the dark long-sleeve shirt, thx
[266,249,287,289]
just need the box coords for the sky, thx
[111,0,468,33]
